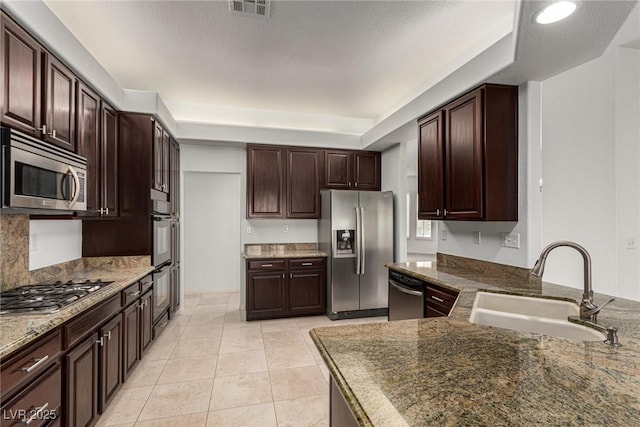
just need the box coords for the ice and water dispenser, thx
[334,229,356,258]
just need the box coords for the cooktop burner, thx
[0,279,114,315]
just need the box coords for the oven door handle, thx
[66,165,80,207]
[153,215,171,221]
[389,280,423,297]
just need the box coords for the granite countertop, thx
[243,243,327,259]
[311,261,640,426]
[0,265,154,358]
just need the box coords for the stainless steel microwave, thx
[1,127,87,212]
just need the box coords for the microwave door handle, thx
[66,165,80,207]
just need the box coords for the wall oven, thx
[152,199,171,267]
[152,263,171,322]
[1,127,87,212]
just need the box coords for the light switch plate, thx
[473,231,481,245]
[441,230,448,241]
[283,225,289,232]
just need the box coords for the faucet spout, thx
[530,241,598,321]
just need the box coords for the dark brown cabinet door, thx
[122,303,139,381]
[76,82,101,216]
[65,333,99,427]
[0,13,42,136]
[247,145,285,218]
[98,315,122,412]
[152,121,163,192]
[247,272,286,320]
[324,150,353,189]
[161,130,170,193]
[170,139,180,217]
[444,88,483,219]
[140,291,153,356]
[289,269,325,315]
[418,111,444,219]
[101,102,118,217]
[43,53,76,151]
[287,148,320,218]
[170,264,181,315]
[353,151,380,191]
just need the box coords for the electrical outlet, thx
[30,234,38,251]
[500,232,520,249]
[627,238,636,250]
[473,231,481,245]
[246,226,251,234]
[283,225,289,232]
[441,230,448,241]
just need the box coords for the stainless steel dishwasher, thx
[388,270,427,321]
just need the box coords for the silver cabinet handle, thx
[281,273,285,279]
[49,129,57,139]
[302,262,313,266]
[127,290,141,297]
[290,273,292,279]
[159,321,168,328]
[104,331,111,341]
[431,295,445,303]
[436,209,440,216]
[21,402,49,425]
[444,209,448,216]
[97,336,104,346]
[21,355,49,373]
[355,182,358,187]
[39,125,47,135]
[261,264,273,267]
[389,280,423,297]
[98,208,105,215]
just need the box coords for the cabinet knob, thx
[444,209,448,216]
[436,209,440,216]
[355,182,358,188]
[48,129,57,139]
[105,207,109,215]
[39,125,47,135]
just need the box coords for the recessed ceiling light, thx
[535,1,577,24]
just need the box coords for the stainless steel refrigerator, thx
[319,190,394,320]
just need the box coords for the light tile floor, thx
[97,291,386,427]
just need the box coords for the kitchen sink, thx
[469,291,605,342]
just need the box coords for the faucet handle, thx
[588,297,615,314]
[582,297,615,323]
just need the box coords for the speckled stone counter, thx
[243,243,327,259]
[310,261,640,426]
[0,265,154,358]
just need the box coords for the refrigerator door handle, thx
[355,206,361,275]
[360,207,365,275]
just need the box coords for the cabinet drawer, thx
[426,285,458,315]
[0,363,62,427]
[289,258,325,269]
[121,283,141,307]
[64,294,121,349]
[247,260,286,271]
[140,275,153,294]
[152,311,169,341]
[1,330,61,399]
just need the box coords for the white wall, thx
[541,47,640,301]
[381,144,407,262]
[29,220,82,270]
[437,83,540,268]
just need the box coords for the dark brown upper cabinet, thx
[0,13,43,136]
[169,138,180,218]
[76,82,101,216]
[152,121,164,192]
[324,149,380,191]
[417,111,444,219]
[287,147,321,218]
[43,53,76,151]
[100,102,119,218]
[417,84,518,221]
[247,145,286,218]
[162,130,170,193]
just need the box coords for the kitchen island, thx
[310,260,640,426]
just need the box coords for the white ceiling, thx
[43,0,515,123]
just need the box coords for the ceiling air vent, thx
[229,0,271,18]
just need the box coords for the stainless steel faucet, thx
[530,241,615,322]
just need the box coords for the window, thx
[415,194,432,238]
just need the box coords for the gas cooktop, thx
[0,279,114,315]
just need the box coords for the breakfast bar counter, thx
[310,260,640,426]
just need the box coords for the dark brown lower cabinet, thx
[246,258,326,320]
[247,272,287,320]
[122,303,140,381]
[65,333,99,427]
[98,315,122,412]
[289,269,325,316]
[140,291,153,355]
[425,284,459,317]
